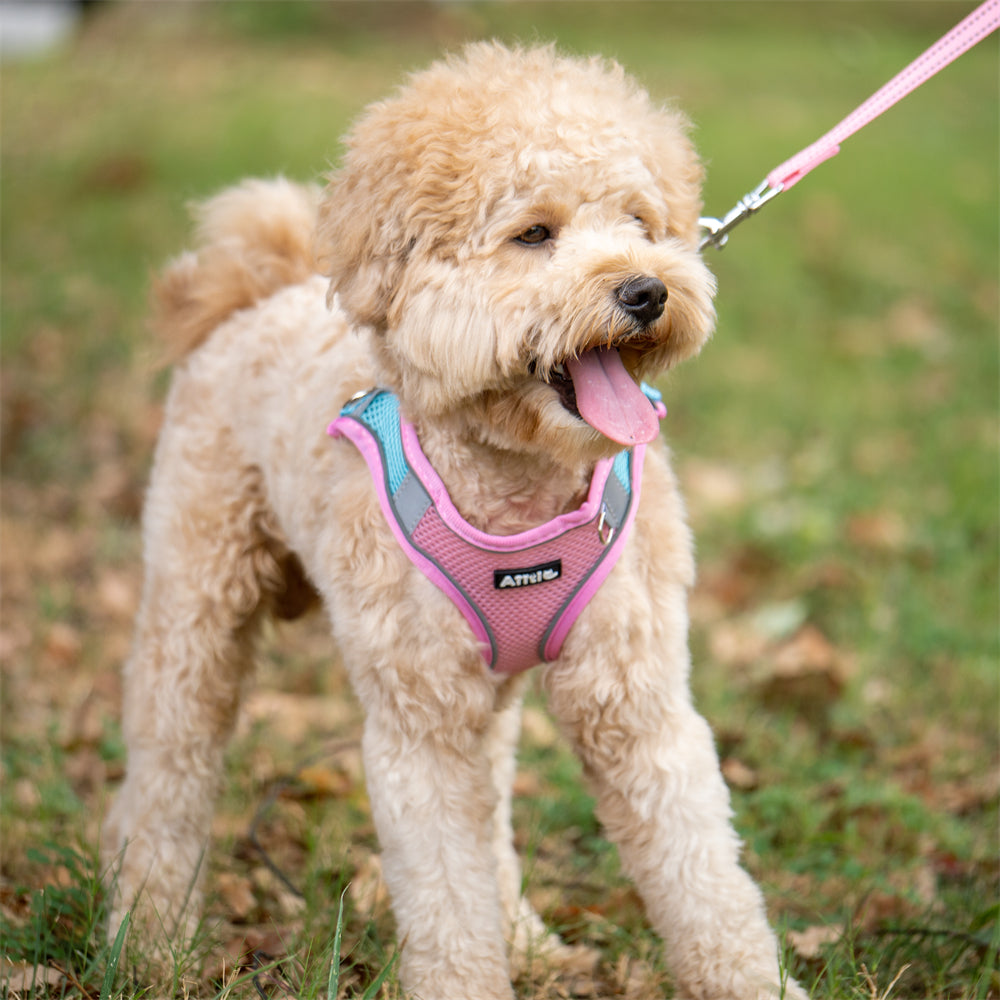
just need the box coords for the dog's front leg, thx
[485,680,598,982]
[359,687,515,999]
[544,593,806,1000]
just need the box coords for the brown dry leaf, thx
[60,689,105,749]
[513,769,544,798]
[1,961,66,995]
[683,459,747,512]
[295,763,353,799]
[697,546,783,615]
[13,778,40,811]
[203,927,298,993]
[239,690,356,742]
[521,705,560,748]
[612,953,662,998]
[757,625,851,721]
[721,757,759,791]
[887,298,951,359]
[35,525,87,577]
[216,872,256,922]
[549,887,643,930]
[43,621,83,669]
[251,866,306,920]
[937,767,1000,814]
[787,923,843,959]
[773,624,841,673]
[854,891,917,931]
[65,747,107,796]
[708,619,770,669]
[97,568,139,620]
[847,511,908,552]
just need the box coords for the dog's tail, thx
[153,177,321,359]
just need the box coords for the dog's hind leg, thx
[102,406,282,958]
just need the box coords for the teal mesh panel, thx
[613,449,631,493]
[362,392,409,494]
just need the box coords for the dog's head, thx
[317,42,715,466]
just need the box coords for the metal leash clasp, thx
[698,179,783,252]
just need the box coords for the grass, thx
[1,2,997,997]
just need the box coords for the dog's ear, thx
[314,162,410,330]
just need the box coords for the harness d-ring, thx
[597,503,615,546]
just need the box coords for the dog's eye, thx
[515,225,551,246]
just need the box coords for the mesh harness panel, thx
[328,389,662,675]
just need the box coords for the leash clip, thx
[699,179,783,252]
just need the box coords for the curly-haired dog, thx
[103,43,806,1000]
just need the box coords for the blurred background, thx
[1,3,997,998]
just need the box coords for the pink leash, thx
[700,0,1000,251]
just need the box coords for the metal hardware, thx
[597,503,615,546]
[698,179,784,252]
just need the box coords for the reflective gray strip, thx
[600,461,631,529]
[393,470,433,534]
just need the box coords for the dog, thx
[102,42,807,1000]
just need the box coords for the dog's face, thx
[317,43,716,466]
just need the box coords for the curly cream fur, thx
[103,42,806,1000]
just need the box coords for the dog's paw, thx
[506,897,599,983]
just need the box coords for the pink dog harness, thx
[328,388,665,675]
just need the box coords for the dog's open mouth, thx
[541,346,660,447]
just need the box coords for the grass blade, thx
[326,887,348,1000]
[359,952,397,1000]
[100,911,130,1000]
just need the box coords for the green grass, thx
[2,2,997,998]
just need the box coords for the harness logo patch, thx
[494,559,562,590]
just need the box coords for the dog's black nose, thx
[616,275,668,326]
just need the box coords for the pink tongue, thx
[565,347,659,446]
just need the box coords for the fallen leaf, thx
[683,459,747,511]
[787,923,843,959]
[81,152,150,194]
[1,961,65,995]
[43,622,83,669]
[847,511,908,552]
[216,872,256,922]
[708,619,769,669]
[60,689,104,749]
[513,769,544,798]
[887,298,951,359]
[239,691,357,742]
[521,706,560,748]
[251,866,306,920]
[294,763,352,799]
[721,757,759,791]
[65,747,106,796]
[97,569,139,619]
[697,546,783,613]
[757,625,851,722]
